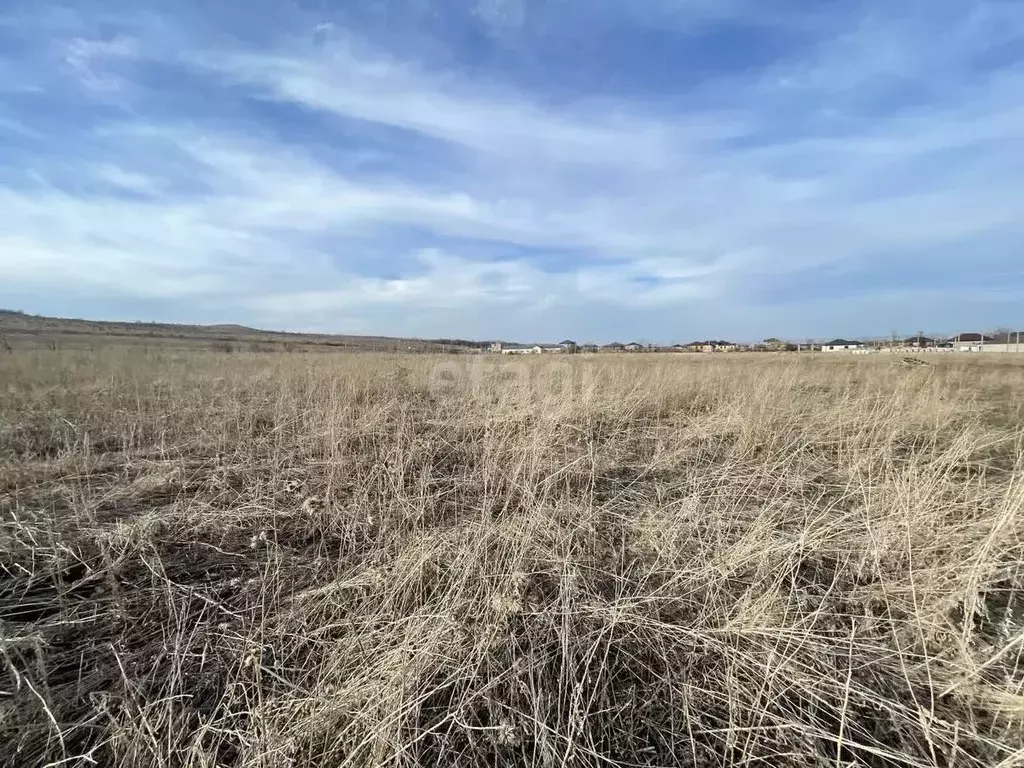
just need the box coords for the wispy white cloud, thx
[187,47,701,170]
[62,35,138,91]
[473,0,527,39]
[1,1,1023,340]
[91,163,165,195]
[0,116,41,137]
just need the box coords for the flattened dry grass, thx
[2,349,1024,767]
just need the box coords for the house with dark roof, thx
[822,339,866,352]
[991,331,1024,345]
[951,332,995,351]
[954,331,1024,353]
[953,332,994,343]
[684,340,739,352]
[903,335,935,348]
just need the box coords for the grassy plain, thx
[2,348,1024,767]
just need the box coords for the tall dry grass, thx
[2,349,1024,767]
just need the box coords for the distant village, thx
[489,331,1024,355]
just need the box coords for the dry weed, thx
[1,349,1023,767]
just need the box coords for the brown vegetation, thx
[2,349,1024,767]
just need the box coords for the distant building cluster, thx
[487,331,1024,355]
[820,332,1024,354]
[821,339,868,353]
[491,340,583,355]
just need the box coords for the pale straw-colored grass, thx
[2,349,1023,767]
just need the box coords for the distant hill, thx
[203,323,262,334]
[0,309,490,353]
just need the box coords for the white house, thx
[501,345,543,355]
[822,339,867,353]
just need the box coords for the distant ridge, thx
[0,309,490,353]
[203,323,262,334]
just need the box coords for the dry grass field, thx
[2,349,1024,767]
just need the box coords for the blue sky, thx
[1,0,1022,343]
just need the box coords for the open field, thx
[2,349,1024,767]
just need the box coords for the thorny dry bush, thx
[2,349,1024,767]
